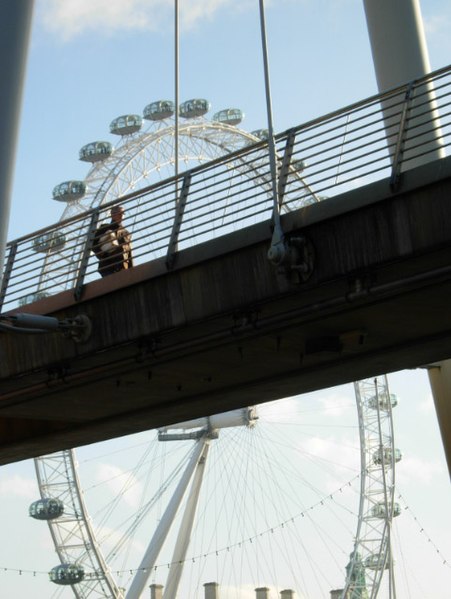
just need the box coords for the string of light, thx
[0,474,361,579]
[397,491,450,569]
[4,478,449,580]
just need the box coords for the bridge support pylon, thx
[363,0,445,168]
[364,0,450,477]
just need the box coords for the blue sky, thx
[1,0,451,597]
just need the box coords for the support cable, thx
[174,0,179,186]
[258,0,280,232]
[259,1,314,281]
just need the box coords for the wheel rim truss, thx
[34,449,123,598]
[343,375,398,599]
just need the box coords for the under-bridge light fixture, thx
[0,312,91,343]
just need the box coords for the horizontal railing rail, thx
[1,65,451,311]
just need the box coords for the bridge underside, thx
[1,157,451,465]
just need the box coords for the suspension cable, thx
[258,0,281,232]
[174,0,179,191]
[174,0,179,186]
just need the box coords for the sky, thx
[1,0,451,597]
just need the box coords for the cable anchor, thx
[267,223,315,283]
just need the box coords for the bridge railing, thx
[1,65,450,311]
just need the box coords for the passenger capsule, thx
[250,129,269,141]
[373,446,402,466]
[49,563,85,585]
[52,180,86,202]
[212,108,244,126]
[371,501,401,519]
[290,159,306,172]
[367,392,399,411]
[29,497,64,520]
[32,231,66,253]
[179,99,210,119]
[143,100,175,121]
[79,141,113,163]
[364,553,389,570]
[110,114,142,135]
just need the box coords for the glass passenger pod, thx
[364,553,390,571]
[367,392,399,411]
[143,100,175,121]
[29,497,64,520]
[79,141,113,163]
[49,563,85,585]
[250,129,269,141]
[18,291,50,306]
[212,108,244,126]
[290,159,307,173]
[179,98,211,119]
[110,114,143,135]
[52,180,86,202]
[371,501,401,519]
[32,231,66,253]
[373,446,402,466]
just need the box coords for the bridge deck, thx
[1,156,451,465]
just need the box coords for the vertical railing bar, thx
[390,81,415,191]
[0,242,18,311]
[74,209,101,301]
[166,173,192,270]
[277,129,296,209]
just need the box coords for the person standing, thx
[93,205,133,277]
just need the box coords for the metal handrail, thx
[2,64,450,311]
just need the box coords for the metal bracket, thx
[232,309,260,334]
[60,314,92,343]
[267,224,315,283]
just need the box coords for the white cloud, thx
[397,455,444,485]
[298,433,361,483]
[417,390,435,414]
[38,0,252,41]
[96,462,143,509]
[424,13,451,37]
[39,0,166,41]
[0,474,36,498]
[317,391,353,418]
[96,522,146,556]
[258,396,300,422]
[423,8,451,59]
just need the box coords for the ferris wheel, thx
[30,378,400,599]
[28,100,401,598]
[28,97,316,300]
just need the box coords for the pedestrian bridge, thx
[1,66,451,465]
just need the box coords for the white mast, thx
[363,0,450,478]
[163,441,211,599]
[362,0,445,168]
[125,438,207,599]
[0,0,33,293]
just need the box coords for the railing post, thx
[277,128,296,209]
[74,209,101,301]
[166,173,191,270]
[390,82,415,191]
[0,242,17,311]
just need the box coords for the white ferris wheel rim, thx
[32,115,397,598]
